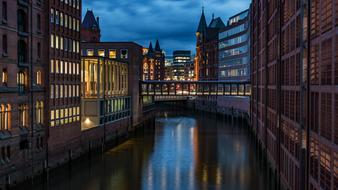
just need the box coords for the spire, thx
[155,40,161,51]
[148,42,154,54]
[197,7,207,33]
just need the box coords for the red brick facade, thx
[251,1,338,190]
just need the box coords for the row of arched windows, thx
[0,101,44,131]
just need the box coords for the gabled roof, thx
[209,17,225,29]
[155,40,161,51]
[82,10,100,30]
[196,9,207,33]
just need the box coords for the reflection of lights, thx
[216,167,222,185]
[202,166,208,183]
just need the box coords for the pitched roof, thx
[209,17,225,29]
[155,40,161,51]
[196,9,207,33]
[82,10,100,30]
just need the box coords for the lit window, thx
[0,104,11,130]
[19,104,28,127]
[50,59,54,73]
[98,49,105,57]
[50,84,54,98]
[60,61,63,74]
[51,34,54,48]
[64,61,68,74]
[55,35,59,49]
[50,110,55,127]
[55,60,59,73]
[109,50,116,58]
[2,69,8,85]
[36,70,42,85]
[36,101,43,124]
[60,37,63,50]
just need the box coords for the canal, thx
[16,111,274,190]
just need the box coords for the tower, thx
[81,10,101,42]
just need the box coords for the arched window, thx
[0,104,11,130]
[19,104,28,127]
[36,101,43,124]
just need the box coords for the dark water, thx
[17,112,274,190]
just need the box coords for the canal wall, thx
[192,96,250,122]
[1,109,156,190]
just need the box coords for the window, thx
[50,84,54,99]
[55,35,59,49]
[98,49,105,57]
[17,71,26,93]
[2,69,8,85]
[64,14,68,28]
[60,12,63,26]
[19,104,28,127]
[50,8,54,23]
[2,1,7,21]
[37,42,41,58]
[0,104,11,130]
[37,14,41,31]
[121,49,128,59]
[35,101,43,124]
[17,9,27,33]
[36,70,42,85]
[50,59,54,73]
[18,40,27,63]
[109,50,117,58]
[2,35,7,54]
[87,49,94,56]
[55,10,59,25]
[51,34,54,48]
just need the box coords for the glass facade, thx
[218,10,250,81]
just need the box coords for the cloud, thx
[82,0,250,55]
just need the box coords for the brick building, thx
[142,40,165,81]
[0,0,81,187]
[195,9,225,81]
[250,1,338,190]
[81,9,100,42]
[48,0,82,168]
[195,9,225,112]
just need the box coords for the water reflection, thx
[16,113,272,190]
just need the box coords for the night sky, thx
[82,0,251,55]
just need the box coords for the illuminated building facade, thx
[172,50,194,81]
[142,40,165,80]
[48,0,82,166]
[251,1,338,190]
[218,10,250,81]
[81,56,129,130]
[81,42,143,125]
[81,9,101,42]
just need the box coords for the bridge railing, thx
[140,80,251,96]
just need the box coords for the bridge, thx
[140,80,251,97]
